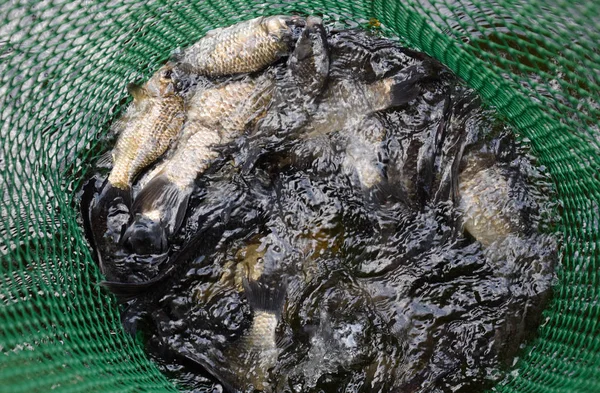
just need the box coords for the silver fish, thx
[123,73,275,254]
[89,63,185,276]
[302,69,425,139]
[108,63,186,192]
[189,277,287,393]
[239,15,330,166]
[179,15,305,76]
[458,154,523,247]
[292,65,432,194]
[340,115,388,192]
[224,279,286,392]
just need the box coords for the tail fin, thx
[375,63,440,111]
[243,278,288,318]
[386,76,422,108]
[133,174,191,234]
[288,16,329,94]
[92,179,132,223]
[178,350,242,393]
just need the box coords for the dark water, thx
[81,28,559,393]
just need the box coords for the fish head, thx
[145,63,181,97]
[263,15,306,47]
[287,16,329,91]
[122,213,168,255]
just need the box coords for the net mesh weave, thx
[1,0,599,392]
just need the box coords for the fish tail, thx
[242,277,287,318]
[285,15,329,106]
[123,174,191,254]
[134,173,191,235]
[376,63,440,110]
[179,350,242,393]
[386,75,422,108]
[281,15,306,42]
[184,278,287,392]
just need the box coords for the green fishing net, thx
[0,0,598,392]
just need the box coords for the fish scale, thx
[108,66,185,190]
[179,15,304,76]
[120,74,277,254]
[158,74,275,189]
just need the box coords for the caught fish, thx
[224,279,286,392]
[340,115,388,195]
[457,154,523,247]
[302,68,432,139]
[184,278,287,393]
[178,15,305,77]
[108,63,186,193]
[123,73,276,254]
[286,16,329,95]
[89,63,185,275]
[270,276,401,393]
[286,64,437,200]
[239,16,330,168]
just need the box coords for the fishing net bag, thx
[1,0,598,392]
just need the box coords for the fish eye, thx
[161,69,173,80]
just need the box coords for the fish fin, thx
[124,174,190,254]
[285,16,329,109]
[178,351,243,393]
[133,173,191,236]
[80,176,101,252]
[87,180,132,279]
[242,278,287,319]
[127,82,148,102]
[90,180,131,244]
[387,78,421,108]
[95,179,132,213]
[96,150,114,169]
[380,63,439,110]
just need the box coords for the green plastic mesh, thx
[0,0,598,392]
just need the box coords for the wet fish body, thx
[123,73,276,254]
[108,64,186,191]
[189,279,286,393]
[242,15,330,159]
[341,115,388,192]
[88,64,185,278]
[458,157,522,247]
[125,17,333,254]
[157,73,275,187]
[295,68,435,194]
[303,68,430,139]
[178,15,305,76]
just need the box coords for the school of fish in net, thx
[80,15,560,393]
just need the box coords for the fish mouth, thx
[169,62,196,92]
[284,15,306,28]
[122,214,169,255]
[281,15,307,42]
